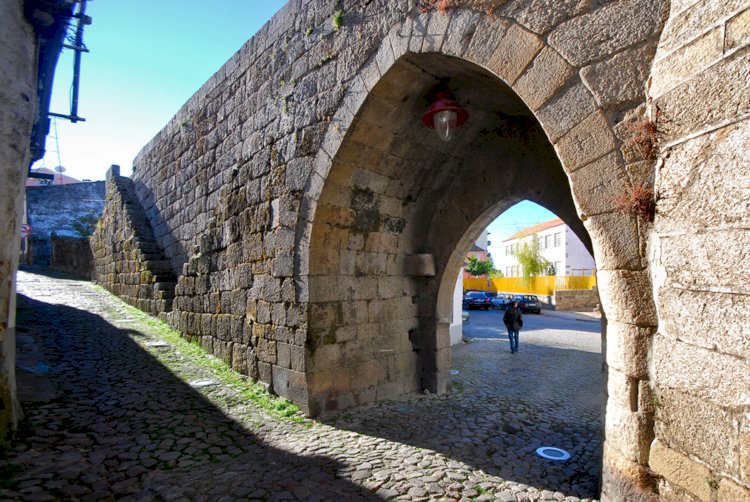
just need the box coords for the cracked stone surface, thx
[1,269,602,501]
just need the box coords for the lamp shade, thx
[421,90,468,141]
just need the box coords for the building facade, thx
[497,217,595,277]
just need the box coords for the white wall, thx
[449,269,463,345]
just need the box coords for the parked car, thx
[491,294,513,310]
[511,294,542,314]
[463,291,492,310]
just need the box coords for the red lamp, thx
[421,88,468,142]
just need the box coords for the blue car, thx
[463,291,492,310]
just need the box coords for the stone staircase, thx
[90,168,176,314]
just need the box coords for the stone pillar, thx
[0,0,38,443]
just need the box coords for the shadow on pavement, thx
[322,338,603,499]
[3,294,377,501]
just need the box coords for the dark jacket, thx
[503,306,523,331]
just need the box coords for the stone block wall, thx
[86,0,749,498]
[50,236,94,279]
[90,166,176,315]
[25,181,105,265]
[0,0,36,443]
[647,1,750,500]
[555,288,599,311]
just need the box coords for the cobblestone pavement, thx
[2,270,602,501]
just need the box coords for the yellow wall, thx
[464,275,596,296]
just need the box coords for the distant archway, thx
[304,48,598,415]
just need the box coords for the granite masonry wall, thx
[90,167,176,315]
[50,236,95,279]
[646,1,750,500]
[25,181,105,265]
[88,0,750,499]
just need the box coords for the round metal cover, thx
[536,446,571,461]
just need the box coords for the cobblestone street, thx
[2,270,602,501]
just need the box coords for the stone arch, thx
[300,5,667,498]
[301,7,658,399]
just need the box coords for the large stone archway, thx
[300,8,666,500]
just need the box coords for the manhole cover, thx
[450,369,460,376]
[536,446,571,461]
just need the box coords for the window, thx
[554,261,561,275]
[544,235,551,249]
[538,236,544,249]
[554,232,561,247]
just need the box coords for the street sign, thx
[21,223,31,238]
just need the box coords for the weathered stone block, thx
[719,478,750,501]
[548,0,668,67]
[606,400,654,464]
[496,0,589,35]
[514,47,574,111]
[601,444,658,501]
[649,439,712,501]
[726,7,750,51]
[581,41,657,108]
[404,254,435,277]
[536,82,598,142]
[605,321,654,380]
[463,16,511,67]
[421,10,451,53]
[655,122,750,235]
[650,26,723,98]
[486,23,543,84]
[660,230,750,292]
[597,270,656,326]
[440,8,484,58]
[654,48,750,144]
[653,333,749,406]
[256,337,277,365]
[583,212,643,272]
[655,387,740,475]
[607,367,639,412]
[741,411,750,482]
[555,111,616,173]
[657,0,745,55]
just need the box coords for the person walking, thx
[503,299,523,354]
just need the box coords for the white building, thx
[496,217,595,277]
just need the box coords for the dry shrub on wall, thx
[419,0,507,14]
[621,107,665,162]
[614,185,660,223]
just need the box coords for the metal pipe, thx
[69,0,88,123]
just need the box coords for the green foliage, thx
[71,213,100,238]
[512,233,553,278]
[95,288,306,424]
[465,255,493,277]
[331,10,344,30]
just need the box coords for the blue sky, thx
[38,0,556,254]
[38,0,288,181]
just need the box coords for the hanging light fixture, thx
[421,85,468,142]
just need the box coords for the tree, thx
[465,255,494,277]
[71,213,100,239]
[512,234,553,278]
